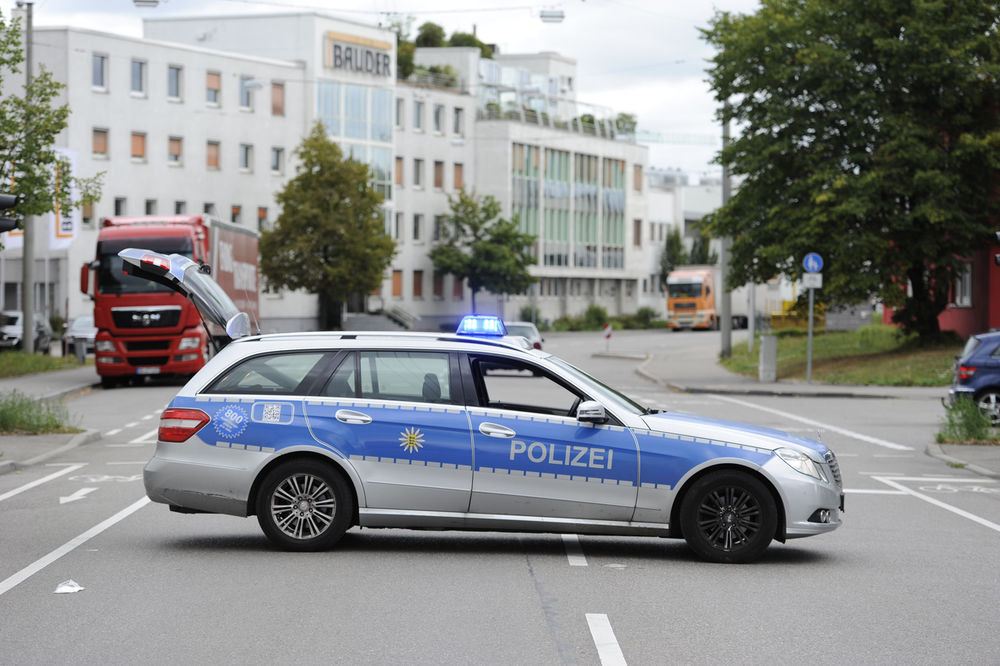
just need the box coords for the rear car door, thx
[306,349,474,512]
[464,352,639,521]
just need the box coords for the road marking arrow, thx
[59,488,98,505]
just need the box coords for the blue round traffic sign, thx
[803,253,823,273]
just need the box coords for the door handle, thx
[336,409,372,425]
[479,422,515,438]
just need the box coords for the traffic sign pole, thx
[802,253,823,385]
[806,287,814,383]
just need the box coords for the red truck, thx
[81,215,259,388]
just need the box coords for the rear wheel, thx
[976,391,1000,426]
[680,471,777,563]
[255,460,353,551]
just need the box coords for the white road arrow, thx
[59,488,98,505]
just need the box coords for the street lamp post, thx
[17,0,34,354]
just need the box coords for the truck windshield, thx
[97,237,194,294]
[668,281,703,298]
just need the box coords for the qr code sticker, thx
[260,403,282,423]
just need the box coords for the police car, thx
[122,249,843,564]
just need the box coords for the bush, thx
[0,391,76,434]
[582,304,608,329]
[937,397,997,443]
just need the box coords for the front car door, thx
[464,352,639,521]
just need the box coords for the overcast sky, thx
[2,0,761,179]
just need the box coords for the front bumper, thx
[763,457,843,539]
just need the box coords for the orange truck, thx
[666,265,748,330]
[81,215,259,388]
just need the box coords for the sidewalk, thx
[0,364,102,475]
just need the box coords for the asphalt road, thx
[1,330,998,665]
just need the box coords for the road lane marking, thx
[586,614,627,666]
[0,496,150,597]
[106,461,147,466]
[105,428,122,437]
[870,477,996,483]
[59,487,98,504]
[0,464,87,503]
[562,534,588,566]
[710,395,913,451]
[873,476,1000,534]
[129,428,158,444]
[844,489,906,495]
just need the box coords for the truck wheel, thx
[255,460,353,551]
[100,377,119,389]
[680,471,777,563]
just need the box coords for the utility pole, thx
[18,1,34,354]
[719,105,732,358]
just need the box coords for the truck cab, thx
[666,267,717,330]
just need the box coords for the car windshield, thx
[506,324,536,338]
[69,316,94,331]
[0,313,19,326]
[547,356,649,417]
[668,281,703,298]
[97,237,194,294]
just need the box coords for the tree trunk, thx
[317,292,343,330]
[891,264,944,342]
[471,288,478,314]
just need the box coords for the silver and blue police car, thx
[122,249,843,564]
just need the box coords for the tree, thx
[260,123,395,330]
[448,32,492,59]
[0,11,103,248]
[429,190,536,313]
[701,0,1000,342]
[659,227,689,287]
[615,112,637,135]
[415,22,445,48]
[389,16,416,80]
[688,227,718,265]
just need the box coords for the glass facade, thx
[317,81,392,201]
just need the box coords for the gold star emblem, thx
[398,427,425,454]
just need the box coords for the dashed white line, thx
[0,464,87,503]
[562,534,588,566]
[105,428,122,437]
[586,613,627,666]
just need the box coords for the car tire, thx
[680,470,777,564]
[255,460,353,552]
[975,390,1000,426]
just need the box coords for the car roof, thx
[228,330,547,356]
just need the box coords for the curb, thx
[924,443,1000,481]
[39,381,101,403]
[0,428,102,476]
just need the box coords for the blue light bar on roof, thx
[456,315,507,337]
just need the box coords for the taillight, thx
[158,408,210,442]
[958,365,977,381]
[533,341,542,350]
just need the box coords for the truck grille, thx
[125,340,172,351]
[825,450,842,488]
[674,302,696,309]
[129,356,169,367]
[111,306,181,329]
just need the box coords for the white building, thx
[2,11,654,332]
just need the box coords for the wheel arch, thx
[668,462,787,543]
[247,451,362,527]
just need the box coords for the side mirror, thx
[577,400,608,424]
[80,263,90,295]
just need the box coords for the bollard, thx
[74,337,86,365]
[759,334,777,383]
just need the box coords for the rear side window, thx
[321,351,453,404]
[207,352,327,395]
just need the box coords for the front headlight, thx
[776,447,827,481]
[178,336,201,350]
[96,340,116,352]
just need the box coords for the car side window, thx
[470,354,582,416]
[206,352,327,395]
[322,350,454,404]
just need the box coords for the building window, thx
[206,71,221,105]
[257,207,268,231]
[270,147,284,174]
[633,219,642,247]
[239,76,254,109]
[392,270,403,297]
[413,270,424,298]
[953,263,973,307]
[131,59,146,95]
[204,202,217,215]
[345,85,367,139]
[633,164,643,192]
[413,101,424,131]
[395,97,404,128]
[453,276,463,300]
[453,163,464,191]
[130,132,146,160]
[271,82,285,116]
[317,81,341,136]
[168,137,182,165]
[92,128,108,157]
[453,108,464,136]
[413,214,423,241]
[413,159,423,187]
[240,144,253,171]
[92,54,107,89]
[174,201,186,214]
[395,157,403,186]
[168,65,182,100]
[433,271,444,298]
[114,197,126,216]
[145,199,157,215]
[434,161,444,189]
[371,88,392,143]
[231,205,242,224]
[394,212,403,239]
[82,202,94,226]
[433,215,443,242]
[206,140,220,169]
[433,104,443,133]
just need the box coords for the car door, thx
[464,352,639,521]
[305,349,474,513]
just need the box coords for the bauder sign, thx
[324,32,392,77]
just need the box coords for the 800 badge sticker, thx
[213,405,249,439]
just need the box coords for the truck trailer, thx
[81,215,259,388]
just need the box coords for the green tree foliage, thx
[260,123,395,329]
[0,11,103,248]
[688,227,718,265]
[615,112,638,135]
[448,31,493,59]
[430,190,536,313]
[389,15,415,79]
[415,22,445,47]
[701,0,1000,342]
[659,227,689,286]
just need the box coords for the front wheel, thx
[680,471,777,563]
[255,460,353,551]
